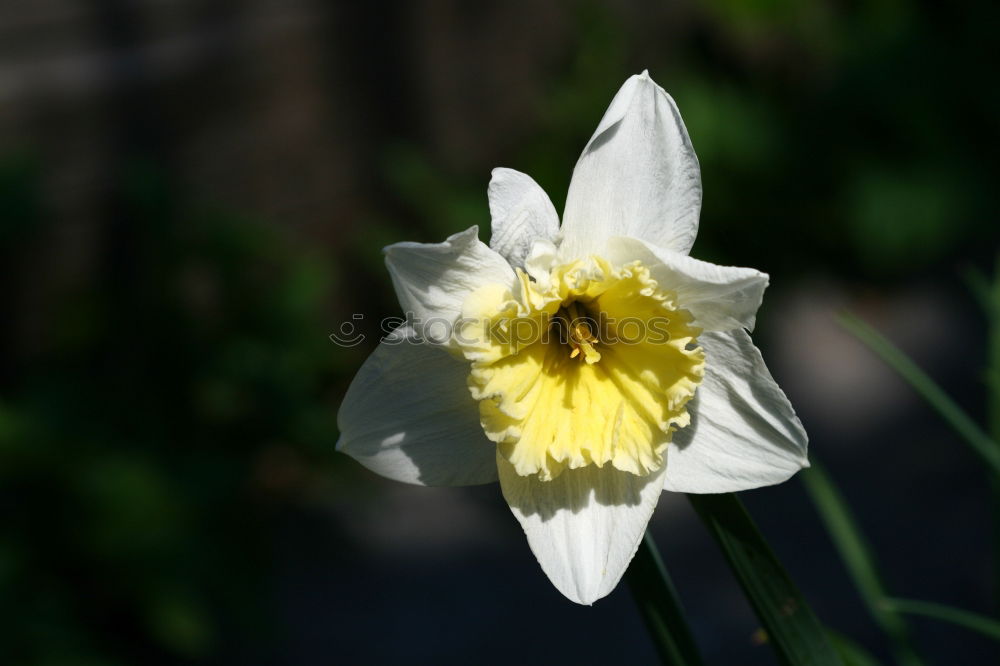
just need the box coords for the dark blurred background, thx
[2,1,999,664]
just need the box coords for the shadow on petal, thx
[662,331,809,493]
[670,391,701,452]
[498,452,661,521]
[337,329,498,486]
[585,115,623,155]
[496,451,667,604]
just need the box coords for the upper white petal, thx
[498,452,665,605]
[606,235,769,332]
[384,226,516,336]
[488,168,560,269]
[664,329,809,493]
[560,71,702,259]
[337,326,497,486]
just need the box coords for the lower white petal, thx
[337,326,497,486]
[607,235,769,332]
[497,452,666,605]
[664,329,809,493]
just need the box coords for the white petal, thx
[337,326,497,486]
[606,235,769,332]
[488,168,560,269]
[560,71,701,259]
[664,330,809,493]
[498,452,665,605]
[384,227,516,339]
[523,238,559,288]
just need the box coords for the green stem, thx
[626,531,705,666]
[688,493,842,666]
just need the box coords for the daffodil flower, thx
[337,71,808,605]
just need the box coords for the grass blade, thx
[801,461,924,666]
[961,265,994,317]
[626,532,705,666]
[985,257,1000,615]
[688,493,843,666]
[826,629,884,666]
[838,312,1000,475]
[989,255,1000,443]
[883,597,1000,642]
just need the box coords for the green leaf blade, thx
[826,629,884,666]
[801,461,924,666]
[626,532,705,666]
[838,312,1000,476]
[884,597,1000,643]
[688,493,843,666]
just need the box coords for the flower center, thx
[555,301,601,363]
[457,257,705,481]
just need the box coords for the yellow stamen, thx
[562,301,602,364]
